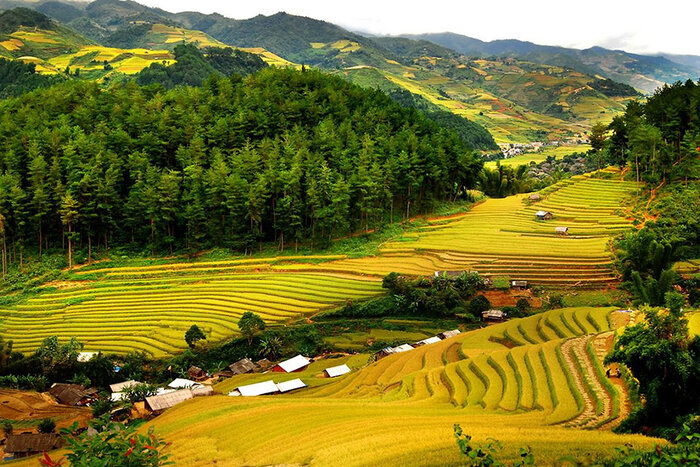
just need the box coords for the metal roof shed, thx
[273,355,311,373]
[325,364,351,378]
[415,336,442,346]
[392,344,414,353]
[110,380,142,393]
[235,380,279,397]
[168,378,201,389]
[145,389,193,412]
[276,378,307,393]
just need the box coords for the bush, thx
[37,418,56,434]
[468,295,491,317]
[516,298,530,312]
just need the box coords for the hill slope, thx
[403,32,700,93]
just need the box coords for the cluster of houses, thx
[376,329,461,359]
[226,354,351,397]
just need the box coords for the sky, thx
[133,0,700,56]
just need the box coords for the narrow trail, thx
[594,332,631,430]
[638,178,664,229]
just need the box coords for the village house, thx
[187,365,207,381]
[276,378,307,393]
[48,383,97,406]
[145,389,193,414]
[528,193,542,201]
[438,329,461,339]
[555,226,569,235]
[324,364,351,378]
[535,210,554,220]
[272,355,311,373]
[511,280,529,289]
[482,309,507,321]
[255,358,274,371]
[229,380,279,397]
[4,433,64,460]
[413,336,442,347]
[168,378,202,389]
[229,358,257,375]
[109,380,141,393]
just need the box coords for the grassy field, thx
[139,308,661,466]
[0,171,639,356]
[690,313,700,336]
[485,144,592,168]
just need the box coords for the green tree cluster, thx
[0,67,482,264]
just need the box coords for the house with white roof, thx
[324,364,351,378]
[229,380,279,397]
[272,355,311,373]
[276,378,307,393]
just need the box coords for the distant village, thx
[492,138,590,159]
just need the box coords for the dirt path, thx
[638,178,664,229]
[561,336,612,429]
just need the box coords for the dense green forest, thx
[135,44,268,88]
[608,80,699,306]
[0,67,482,267]
[0,58,65,98]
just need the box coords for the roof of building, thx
[168,378,201,389]
[49,383,95,406]
[482,309,506,319]
[416,336,442,346]
[187,365,205,374]
[255,358,273,371]
[439,329,461,339]
[5,433,63,454]
[276,355,311,373]
[535,210,551,217]
[145,389,193,412]
[325,364,351,378]
[392,344,414,353]
[529,193,542,200]
[555,226,569,232]
[192,385,214,397]
[511,280,529,286]
[234,380,279,397]
[276,378,307,393]
[229,358,257,375]
[109,380,142,393]
[111,392,125,402]
[77,351,98,363]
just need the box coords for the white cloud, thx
[135,0,700,56]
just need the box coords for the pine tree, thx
[59,192,79,268]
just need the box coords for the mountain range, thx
[1,0,699,144]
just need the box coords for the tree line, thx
[0,67,482,269]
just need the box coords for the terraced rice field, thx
[0,272,382,357]
[0,172,639,355]
[140,308,659,466]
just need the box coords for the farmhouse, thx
[376,347,396,359]
[555,226,569,235]
[325,364,351,378]
[482,309,507,321]
[168,378,202,389]
[438,329,461,339]
[276,378,307,393]
[187,365,207,381]
[145,389,193,413]
[230,380,279,397]
[528,193,542,201]
[392,344,415,353]
[255,358,274,371]
[229,358,257,375]
[48,383,97,406]
[413,336,442,347]
[109,380,141,393]
[272,355,311,373]
[4,433,64,459]
[433,270,464,278]
[511,280,529,289]
[535,210,554,220]
[192,385,214,397]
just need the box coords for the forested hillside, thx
[0,68,482,264]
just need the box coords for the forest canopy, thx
[0,67,482,261]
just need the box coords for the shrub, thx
[37,418,56,434]
[184,324,206,349]
[468,295,491,317]
[516,299,530,312]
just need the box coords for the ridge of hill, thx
[401,32,700,93]
[8,1,637,142]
